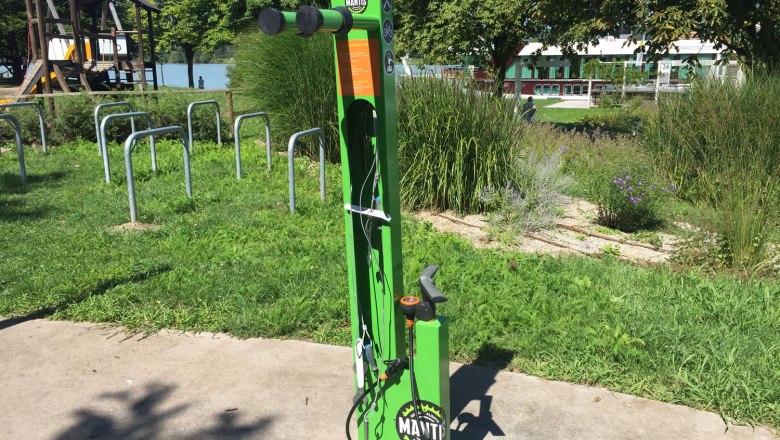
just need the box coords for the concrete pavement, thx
[0,318,776,440]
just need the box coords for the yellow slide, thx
[27,41,93,94]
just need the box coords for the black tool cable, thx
[345,381,376,440]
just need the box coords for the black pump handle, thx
[419,265,447,304]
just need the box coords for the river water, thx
[155,62,457,89]
[156,63,232,89]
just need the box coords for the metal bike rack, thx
[234,112,272,179]
[187,100,222,153]
[124,126,192,223]
[0,114,26,183]
[287,127,326,214]
[100,111,157,184]
[94,102,136,156]
[0,102,48,154]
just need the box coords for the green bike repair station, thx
[259,1,450,439]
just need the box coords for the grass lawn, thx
[1,140,779,428]
[533,98,621,124]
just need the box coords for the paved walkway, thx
[0,318,776,440]
[545,100,591,109]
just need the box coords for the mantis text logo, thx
[346,0,368,14]
[396,400,446,440]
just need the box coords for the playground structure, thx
[260,3,450,440]
[10,0,160,104]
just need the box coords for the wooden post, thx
[135,3,147,91]
[100,1,108,30]
[33,0,54,114]
[90,8,99,62]
[147,10,158,91]
[226,90,235,137]
[25,0,39,63]
[112,27,120,86]
[68,0,90,89]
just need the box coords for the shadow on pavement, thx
[0,264,172,331]
[53,381,273,440]
[450,342,513,439]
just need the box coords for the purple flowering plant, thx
[592,163,677,232]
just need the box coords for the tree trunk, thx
[491,62,509,98]
[183,44,195,88]
[4,32,26,85]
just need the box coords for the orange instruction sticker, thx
[337,39,380,97]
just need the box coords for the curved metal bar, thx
[234,112,272,179]
[124,126,192,223]
[0,114,26,183]
[287,127,326,214]
[0,102,48,154]
[186,100,222,153]
[94,101,136,156]
[100,111,157,184]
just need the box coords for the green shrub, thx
[0,92,229,149]
[581,111,641,134]
[229,31,338,161]
[589,163,672,232]
[598,93,616,108]
[397,77,521,214]
[0,102,48,147]
[481,151,569,233]
[643,76,780,270]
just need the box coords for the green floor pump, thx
[258,2,450,439]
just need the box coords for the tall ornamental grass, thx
[229,32,339,161]
[643,77,780,270]
[397,77,521,214]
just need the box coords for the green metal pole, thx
[258,3,450,438]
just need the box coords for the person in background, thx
[198,76,205,89]
[521,96,537,122]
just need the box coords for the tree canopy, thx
[156,0,251,87]
[0,0,30,83]
[394,0,780,95]
[632,0,779,72]
[395,0,538,96]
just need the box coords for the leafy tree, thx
[634,0,780,72]
[395,0,539,97]
[156,0,249,87]
[542,0,779,73]
[583,59,648,87]
[394,0,632,97]
[0,0,29,84]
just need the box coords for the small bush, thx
[397,77,521,214]
[581,111,641,135]
[481,151,569,233]
[229,31,338,161]
[598,93,616,108]
[589,163,673,232]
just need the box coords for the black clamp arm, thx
[419,265,447,304]
[416,265,447,321]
